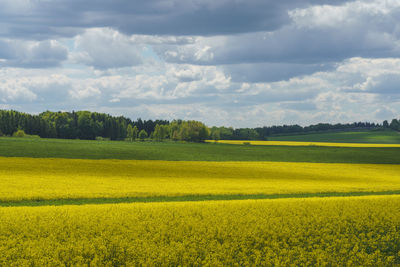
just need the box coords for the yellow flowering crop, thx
[208,140,400,147]
[0,195,399,266]
[1,157,400,201]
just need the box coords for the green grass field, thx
[269,129,400,143]
[1,136,400,164]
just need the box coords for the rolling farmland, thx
[0,136,399,265]
[2,0,400,265]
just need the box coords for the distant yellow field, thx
[1,195,399,265]
[207,140,400,147]
[1,157,400,201]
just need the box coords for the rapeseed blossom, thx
[0,157,399,201]
[0,196,399,265]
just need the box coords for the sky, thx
[0,0,399,128]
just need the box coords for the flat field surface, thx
[268,129,400,143]
[1,157,400,205]
[1,196,399,266]
[1,137,400,164]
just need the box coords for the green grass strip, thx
[2,137,400,164]
[1,190,400,207]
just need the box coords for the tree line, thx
[0,110,209,142]
[0,109,399,141]
[210,120,400,140]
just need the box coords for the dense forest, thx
[0,110,208,142]
[0,109,399,141]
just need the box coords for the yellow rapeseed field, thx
[0,196,399,266]
[1,157,400,201]
[208,140,400,147]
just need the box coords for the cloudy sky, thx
[0,0,399,127]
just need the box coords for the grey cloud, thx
[72,29,143,69]
[239,91,315,105]
[224,62,334,83]
[374,107,395,120]
[157,2,400,67]
[0,0,354,39]
[30,82,72,104]
[279,101,317,111]
[0,73,72,106]
[222,88,318,108]
[0,39,68,68]
[103,95,223,107]
[366,74,400,95]
[341,72,400,95]
[0,86,37,103]
[161,25,400,66]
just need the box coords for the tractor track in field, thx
[2,190,400,207]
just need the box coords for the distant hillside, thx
[268,130,400,144]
